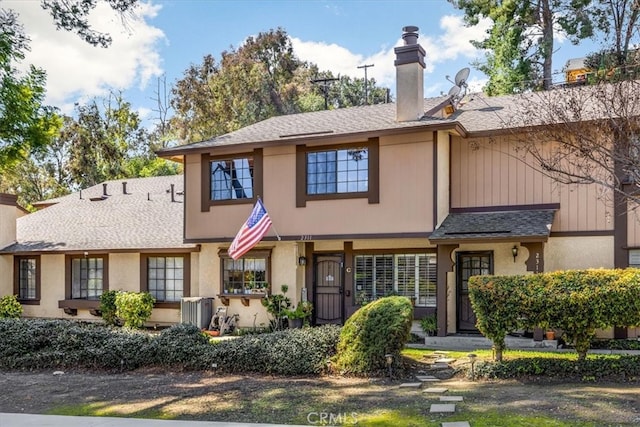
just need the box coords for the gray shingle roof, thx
[158,80,640,156]
[0,175,195,253]
[159,97,456,154]
[429,209,557,243]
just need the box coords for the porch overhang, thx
[428,207,557,244]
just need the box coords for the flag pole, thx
[258,196,281,241]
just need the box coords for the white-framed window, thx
[354,253,437,307]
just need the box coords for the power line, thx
[357,64,374,105]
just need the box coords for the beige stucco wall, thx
[544,236,614,271]
[185,130,436,240]
[436,130,450,227]
[0,203,18,249]
[23,254,67,319]
[0,254,12,297]
[196,242,301,328]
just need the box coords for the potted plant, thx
[284,301,313,328]
[420,314,437,337]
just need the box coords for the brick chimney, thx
[394,26,425,122]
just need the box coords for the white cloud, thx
[6,0,165,108]
[292,15,490,95]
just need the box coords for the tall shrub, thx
[99,290,119,326]
[332,296,413,375]
[115,291,155,329]
[0,295,22,319]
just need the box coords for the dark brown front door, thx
[314,254,343,325]
[457,252,493,332]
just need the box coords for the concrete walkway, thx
[0,413,309,427]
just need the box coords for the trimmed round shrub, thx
[331,296,413,375]
[115,291,155,329]
[0,295,23,319]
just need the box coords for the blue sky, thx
[7,0,598,129]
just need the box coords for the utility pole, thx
[311,77,339,110]
[357,64,374,105]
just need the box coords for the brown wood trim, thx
[522,242,544,273]
[13,255,41,305]
[296,145,307,207]
[352,248,437,255]
[295,138,380,207]
[58,299,101,309]
[429,236,550,245]
[140,253,191,302]
[5,247,200,256]
[185,232,433,244]
[201,152,209,212]
[432,131,438,231]
[549,230,614,237]
[0,193,18,206]
[450,203,561,213]
[157,123,468,157]
[344,241,354,308]
[436,244,458,337]
[64,254,109,299]
[368,138,380,204]
[201,149,262,212]
[304,241,314,314]
[218,250,272,296]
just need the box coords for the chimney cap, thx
[402,25,419,33]
[401,26,419,45]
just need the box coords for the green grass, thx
[47,403,175,420]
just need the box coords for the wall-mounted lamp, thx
[298,256,307,266]
[512,245,519,262]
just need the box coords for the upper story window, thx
[307,147,369,195]
[296,138,379,207]
[141,254,191,305]
[202,149,263,211]
[14,256,40,304]
[211,158,254,200]
[67,255,108,300]
[354,252,436,307]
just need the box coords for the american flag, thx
[228,199,273,260]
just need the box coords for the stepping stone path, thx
[430,403,456,413]
[411,351,473,426]
[398,382,422,388]
[423,387,448,394]
[440,396,464,402]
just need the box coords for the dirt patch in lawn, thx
[1,368,640,425]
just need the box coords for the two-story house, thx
[156,26,637,338]
[1,26,638,338]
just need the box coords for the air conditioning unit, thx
[180,297,213,329]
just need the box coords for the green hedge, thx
[0,319,340,375]
[469,268,640,361]
[473,355,640,382]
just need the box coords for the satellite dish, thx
[454,67,470,87]
[448,85,461,97]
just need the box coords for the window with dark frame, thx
[354,253,436,307]
[17,257,37,300]
[307,147,368,195]
[71,257,104,300]
[147,256,185,302]
[210,157,254,201]
[221,254,269,295]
